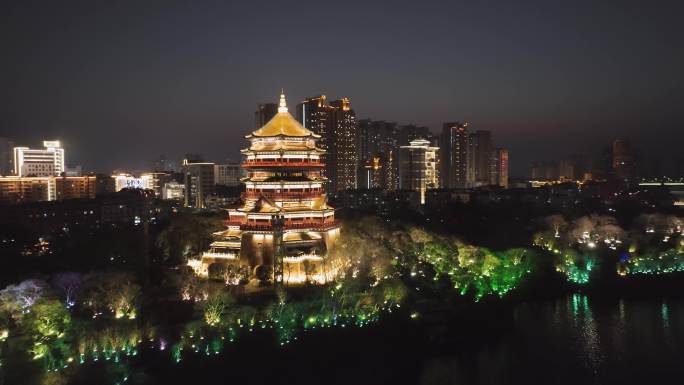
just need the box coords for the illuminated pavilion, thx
[192,92,340,285]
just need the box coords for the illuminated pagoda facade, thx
[192,92,339,285]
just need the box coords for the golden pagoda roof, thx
[248,112,317,138]
[247,92,320,138]
[241,195,283,213]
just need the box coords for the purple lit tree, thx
[0,279,47,319]
[52,272,83,308]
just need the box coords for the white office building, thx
[13,140,65,177]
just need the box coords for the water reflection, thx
[422,296,684,385]
[569,294,602,380]
[662,301,670,328]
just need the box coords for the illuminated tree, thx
[556,249,595,284]
[567,215,626,248]
[33,300,71,338]
[533,215,568,251]
[370,252,393,282]
[265,292,298,344]
[222,264,245,285]
[52,272,83,308]
[203,291,233,326]
[619,248,684,276]
[546,215,567,236]
[81,273,140,319]
[421,239,458,275]
[375,278,408,307]
[408,227,434,244]
[110,279,140,319]
[0,279,47,319]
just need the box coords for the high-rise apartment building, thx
[439,122,469,188]
[297,95,330,147]
[359,155,384,189]
[358,120,400,191]
[358,119,380,161]
[254,103,278,129]
[378,123,400,190]
[297,95,331,188]
[296,95,357,192]
[0,137,14,176]
[183,162,215,208]
[467,131,492,187]
[489,148,509,188]
[329,98,358,191]
[13,141,65,177]
[400,139,439,204]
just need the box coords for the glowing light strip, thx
[245,183,323,189]
[283,255,323,263]
[201,252,237,260]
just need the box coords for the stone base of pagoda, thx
[192,227,341,286]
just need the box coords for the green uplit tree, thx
[81,273,140,319]
[203,292,233,326]
[33,300,71,338]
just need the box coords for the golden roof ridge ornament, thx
[278,89,288,113]
[248,89,320,138]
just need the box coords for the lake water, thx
[120,294,683,385]
[424,295,684,385]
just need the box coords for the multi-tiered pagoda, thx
[192,92,339,285]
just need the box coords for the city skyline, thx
[3,91,678,181]
[2,1,683,177]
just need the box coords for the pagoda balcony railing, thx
[202,251,238,260]
[243,191,323,199]
[239,224,271,231]
[284,220,339,230]
[242,160,324,168]
[224,220,244,227]
[239,220,339,231]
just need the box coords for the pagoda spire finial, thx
[278,89,288,113]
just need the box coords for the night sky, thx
[2,0,683,177]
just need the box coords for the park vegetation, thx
[1,212,683,384]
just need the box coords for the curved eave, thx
[241,147,326,154]
[245,132,321,139]
[242,146,325,152]
[245,177,329,183]
[238,207,336,214]
[241,164,325,169]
